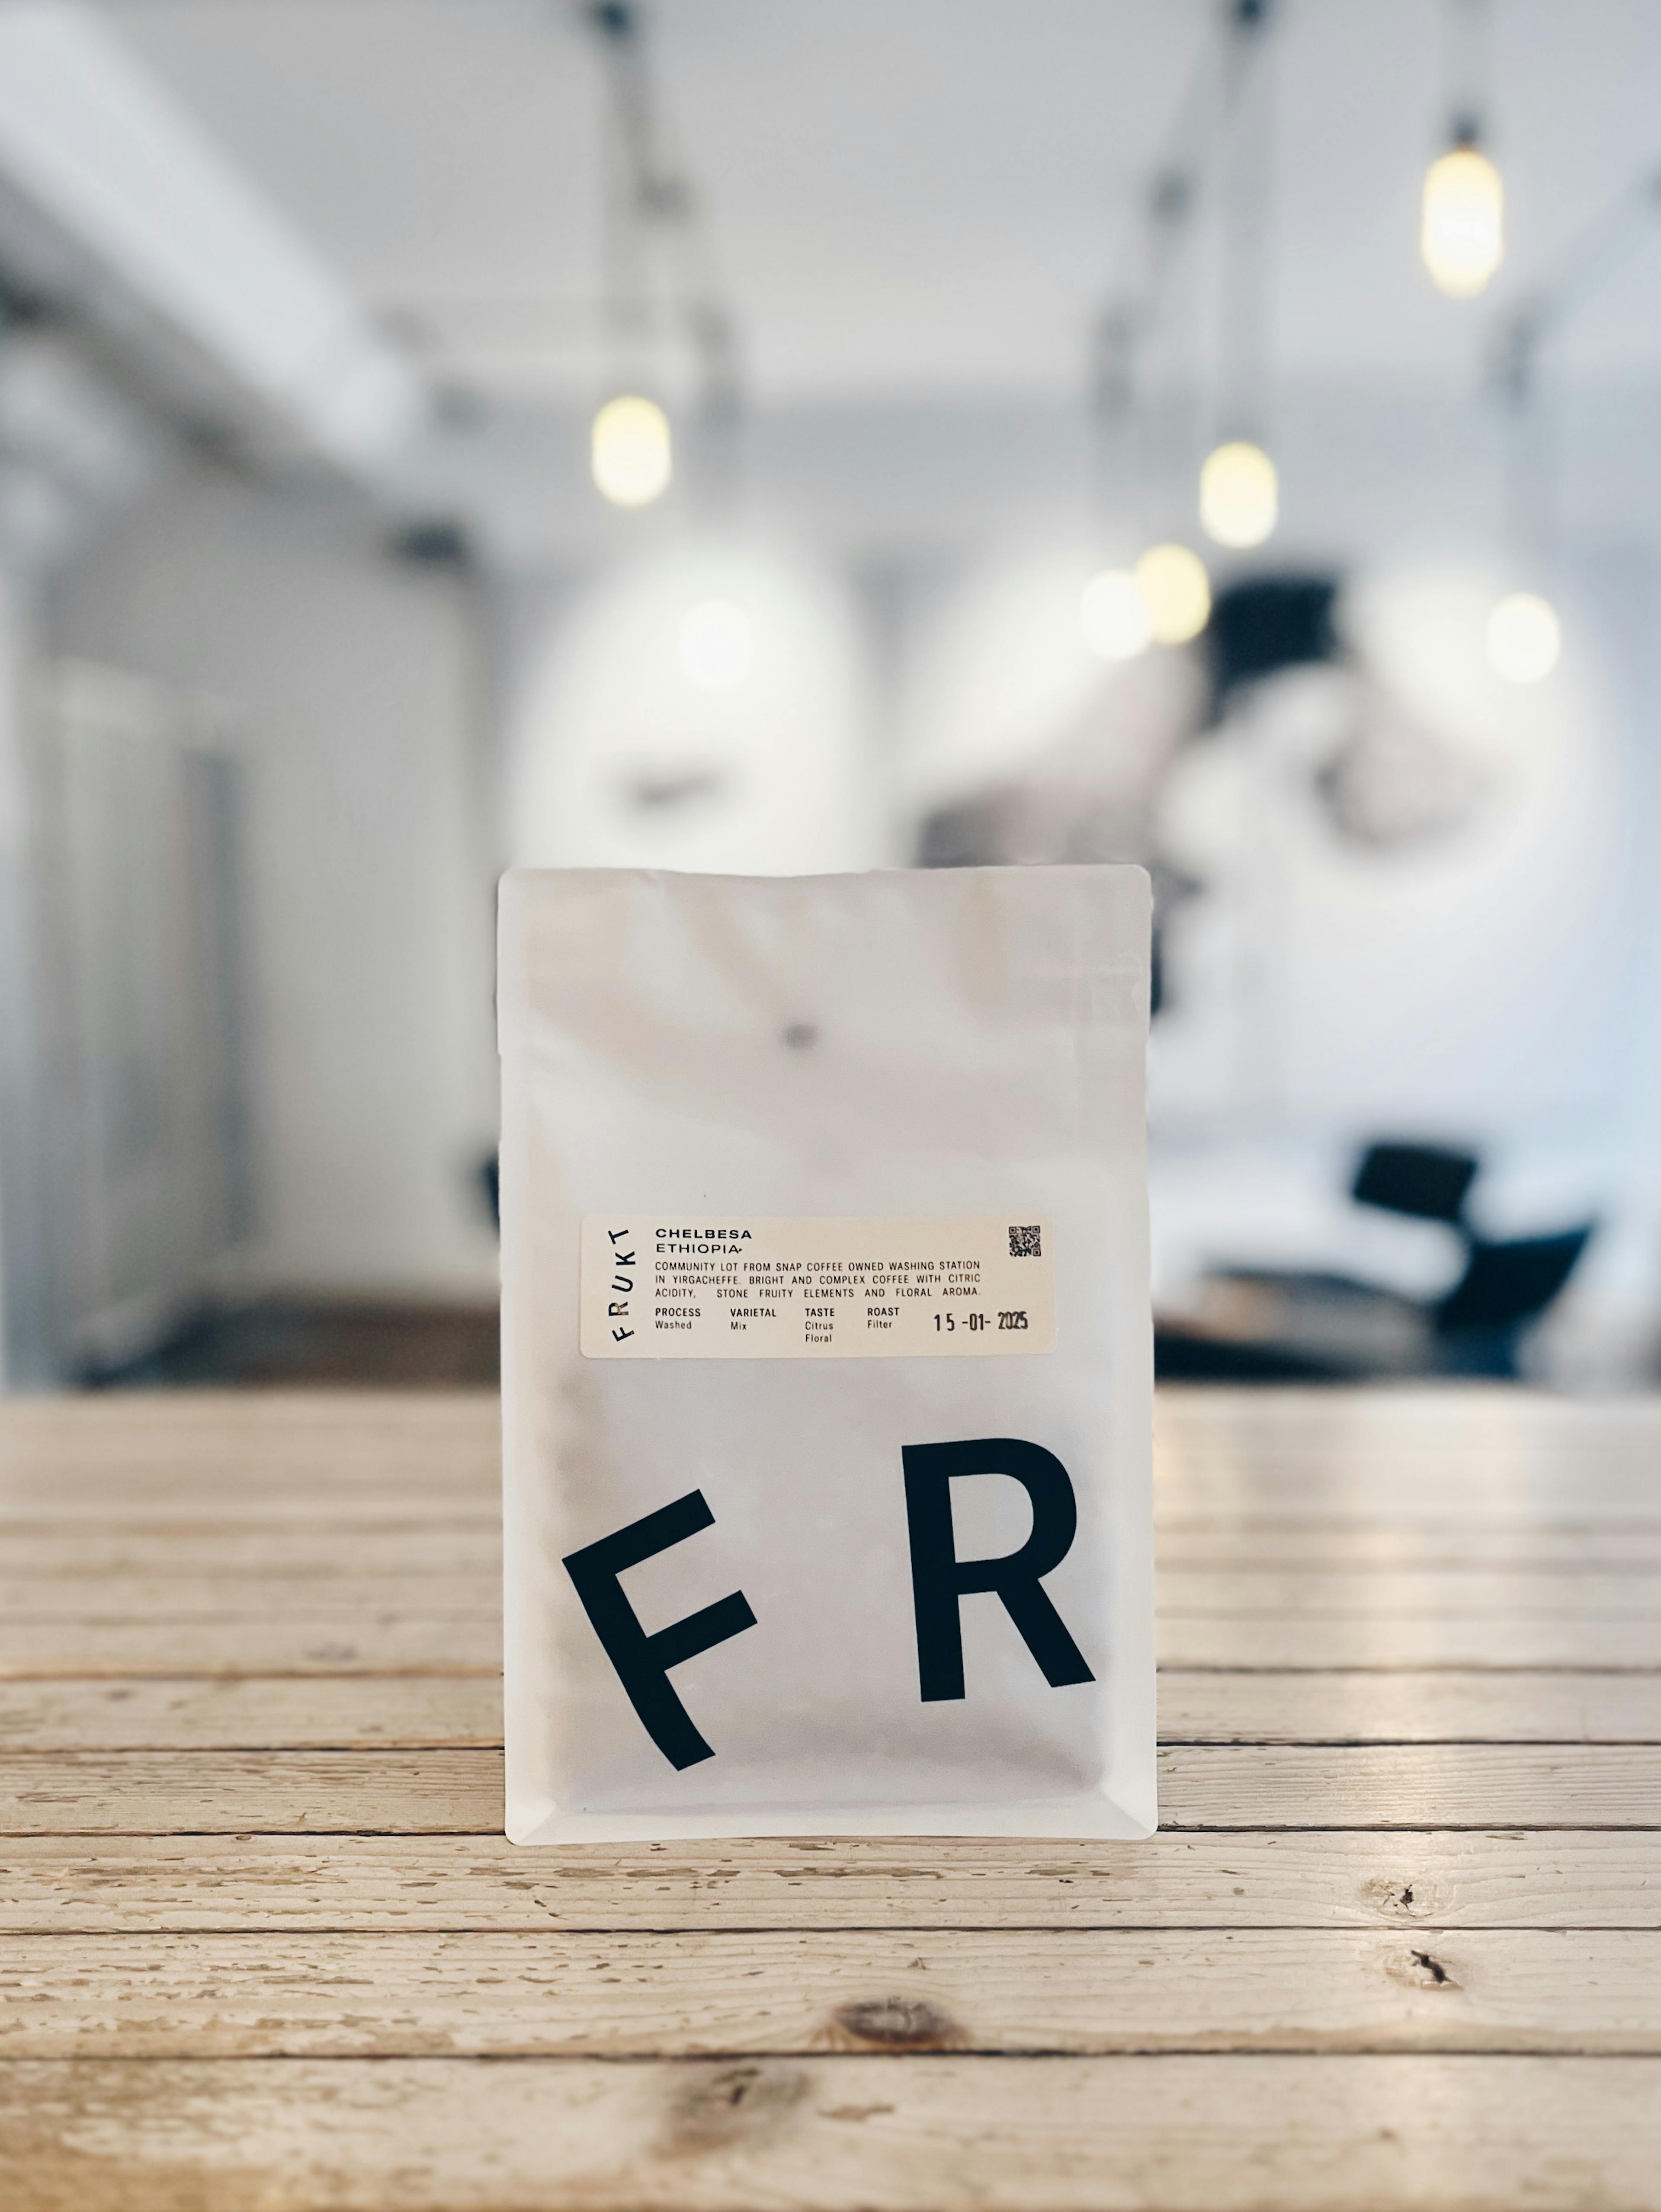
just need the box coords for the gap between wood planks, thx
[4,1745,1661,1833]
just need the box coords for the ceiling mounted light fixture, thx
[582,2,743,514]
[1422,0,1504,298]
[1195,5,1282,555]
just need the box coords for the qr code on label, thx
[1008,1224,1042,1259]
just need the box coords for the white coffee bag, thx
[499,864,1154,1842]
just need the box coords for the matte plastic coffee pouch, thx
[498,863,1154,1842]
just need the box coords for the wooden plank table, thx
[3,1386,1660,2209]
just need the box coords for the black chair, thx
[1429,1226,1595,1374]
[1353,1142,1594,1371]
[1158,1139,1594,1381]
[1351,1141,1478,1226]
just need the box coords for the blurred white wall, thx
[45,465,499,1301]
[1148,562,1632,1140]
[502,541,884,878]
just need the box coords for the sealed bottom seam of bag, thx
[498,863,1155,1844]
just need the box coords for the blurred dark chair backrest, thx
[1351,1141,1480,1226]
[1206,573,1340,715]
[1433,1226,1594,1337]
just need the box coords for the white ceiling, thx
[88,0,1661,410]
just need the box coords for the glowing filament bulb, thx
[1200,440,1278,549]
[1135,543,1212,643]
[1421,143,1504,298]
[591,394,672,506]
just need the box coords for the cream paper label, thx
[580,1214,1056,1360]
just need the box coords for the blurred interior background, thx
[0,0,1657,1391]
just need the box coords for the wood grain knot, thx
[834,1996,958,2049]
[1409,1949,1458,1989]
[1364,1873,1436,1920]
[1382,1945,1462,1993]
[660,2063,811,2156]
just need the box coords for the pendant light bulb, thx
[1199,440,1278,550]
[1486,591,1559,684]
[1135,544,1212,644]
[1421,140,1504,298]
[1080,569,1151,662]
[591,394,672,506]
